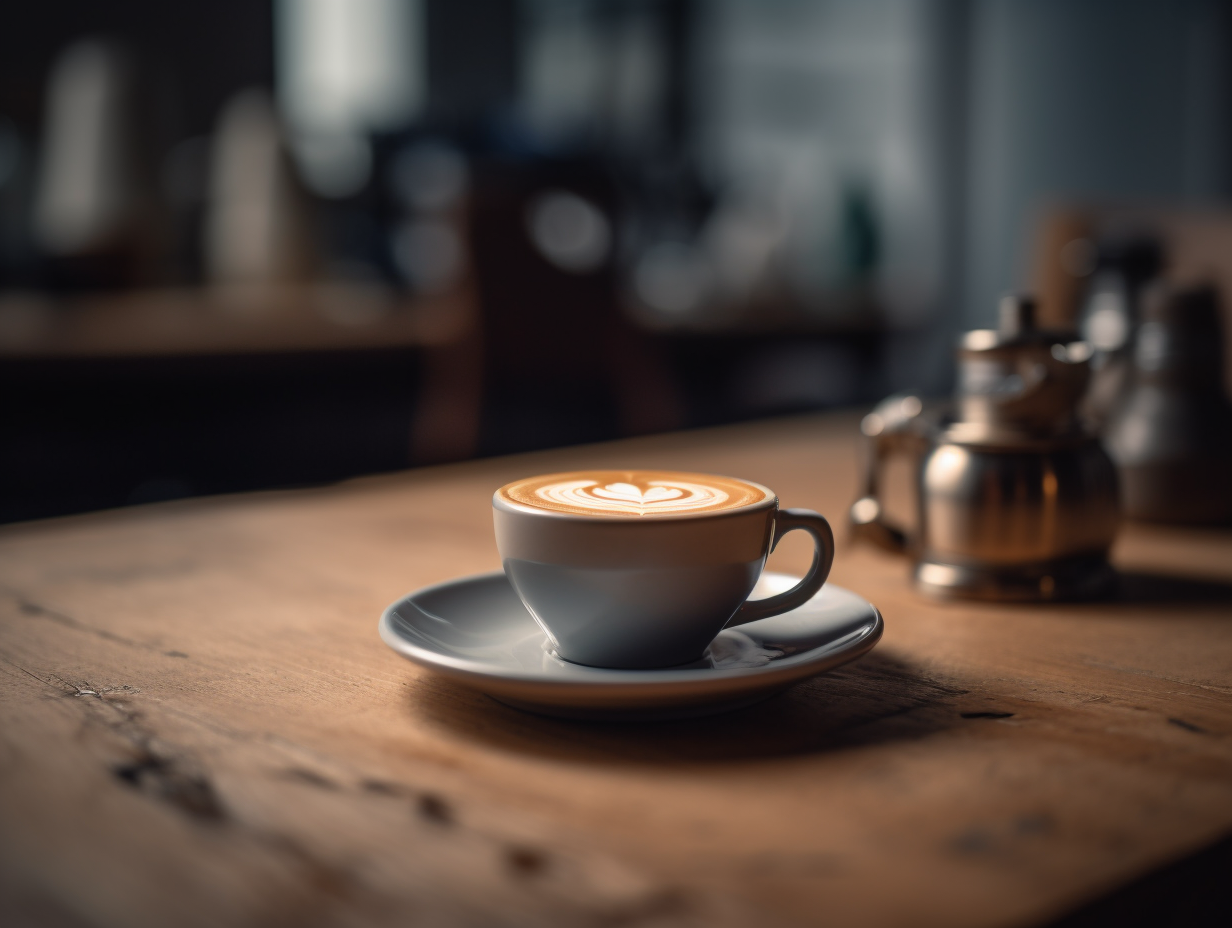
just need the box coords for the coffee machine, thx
[850,296,1120,601]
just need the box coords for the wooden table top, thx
[2,411,1230,928]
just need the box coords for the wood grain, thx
[2,411,1230,928]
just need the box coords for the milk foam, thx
[498,470,771,517]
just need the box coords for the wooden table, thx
[2,412,1230,928]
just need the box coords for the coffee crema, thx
[497,470,771,518]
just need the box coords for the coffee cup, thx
[492,470,835,669]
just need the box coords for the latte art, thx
[538,479,728,515]
[498,470,771,518]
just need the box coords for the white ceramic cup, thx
[492,471,835,669]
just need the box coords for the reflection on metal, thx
[850,295,1120,601]
[1076,235,1164,427]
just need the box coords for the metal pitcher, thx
[850,296,1120,601]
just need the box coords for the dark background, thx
[2,0,1231,523]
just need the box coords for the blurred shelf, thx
[623,286,892,337]
[0,283,476,359]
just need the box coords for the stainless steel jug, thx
[850,296,1120,601]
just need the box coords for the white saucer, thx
[379,571,883,720]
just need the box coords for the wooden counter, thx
[2,412,1230,928]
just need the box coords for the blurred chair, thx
[466,157,682,455]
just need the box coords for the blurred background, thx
[2,0,1231,523]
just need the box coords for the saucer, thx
[379,571,883,720]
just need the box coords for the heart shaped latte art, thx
[591,483,684,504]
[535,479,729,515]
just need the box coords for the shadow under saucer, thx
[408,649,977,765]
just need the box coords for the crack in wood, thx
[358,779,455,825]
[7,592,164,655]
[5,664,404,918]
[1168,717,1209,734]
[505,845,549,876]
[9,663,227,823]
[99,715,227,823]
[948,813,1056,858]
[279,767,342,791]
[360,779,407,797]
[259,833,358,903]
[417,792,455,825]
[4,659,713,924]
[102,703,469,836]
[595,886,690,926]
[110,753,225,822]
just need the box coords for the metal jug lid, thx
[948,296,1094,445]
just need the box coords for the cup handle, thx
[725,508,835,628]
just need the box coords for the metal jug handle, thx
[848,394,927,555]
